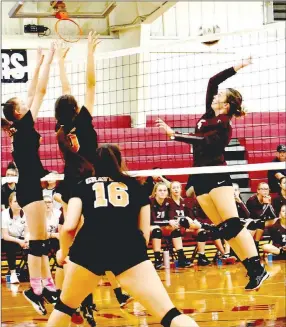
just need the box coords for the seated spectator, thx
[169,181,212,266]
[273,177,286,216]
[44,195,63,252]
[246,182,277,220]
[233,183,251,219]
[1,192,28,283]
[246,182,277,251]
[42,171,62,210]
[1,162,18,210]
[267,144,286,194]
[150,182,191,269]
[261,205,286,258]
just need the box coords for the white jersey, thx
[2,208,27,238]
[46,208,62,233]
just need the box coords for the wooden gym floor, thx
[1,260,285,327]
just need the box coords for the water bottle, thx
[217,257,222,267]
[163,250,170,269]
[267,253,273,264]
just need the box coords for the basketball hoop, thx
[51,1,82,43]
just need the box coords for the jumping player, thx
[1,44,58,314]
[156,57,269,290]
[47,144,198,327]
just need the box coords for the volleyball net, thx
[1,22,285,193]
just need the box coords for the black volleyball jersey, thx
[11,111,48,178]
[150,198,170,224]
[59,106,98,180]
[173,67,236,167]
[168,197,191,220]
[70,175,149,246]
[269,220,286,247]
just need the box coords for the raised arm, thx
[84,30,100,115]
[26,47,44,109]
[29,42,55,121]
[55,42,71,95]
[205,57,252,111]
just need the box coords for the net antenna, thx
[50,1,82,43]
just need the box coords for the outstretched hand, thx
[45,42,56,64]
[88,30,101,53]
[55,41,70,61]
[155,118,175,137]
[241,56,253,68]
[36,47,44,67]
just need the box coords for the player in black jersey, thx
[261,205,286,257]
[54,31,100,207]
[1,44,58,314]
[47,144,198,327]
[157,57,269,291]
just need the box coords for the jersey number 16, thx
[93,182,129,208]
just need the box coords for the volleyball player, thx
[150,182,191,269]
[54,33,131,326]
[47,144,198,327]
[157,57,269,290]
[1,44,58,314]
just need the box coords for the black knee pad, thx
[55,298,77,317]
[41,239,50,256]
[179,217,190,229]
[247,220,265,231]
[217,217,244,241]
[197,230,208,242]
[171,229,181,238]
[151,227,162,239]
[29,240,45,257]
[161,307,182,327]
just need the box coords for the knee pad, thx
[151,228,162,239]
[197,230,208,242]
[171,229,181,238]
[55,298,77,317]
[161,307,182,327]
[217,217,244,241]
[247,220,265,231]
[179,217,190,229]
[29,240,45,257]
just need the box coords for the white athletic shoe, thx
[10,271,20,284]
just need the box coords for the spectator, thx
[267,144,286,194]
[246,182,276,220]
[1,162,18,210]
[42,171,62,209]
[246,182,277,251]
[44,195,62,251]
[1,192,28,283]
[150,182,191,269]
[273,177,286,216]
[169,181,213,266]
[261,205,286,257]
[233,183,250,219]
